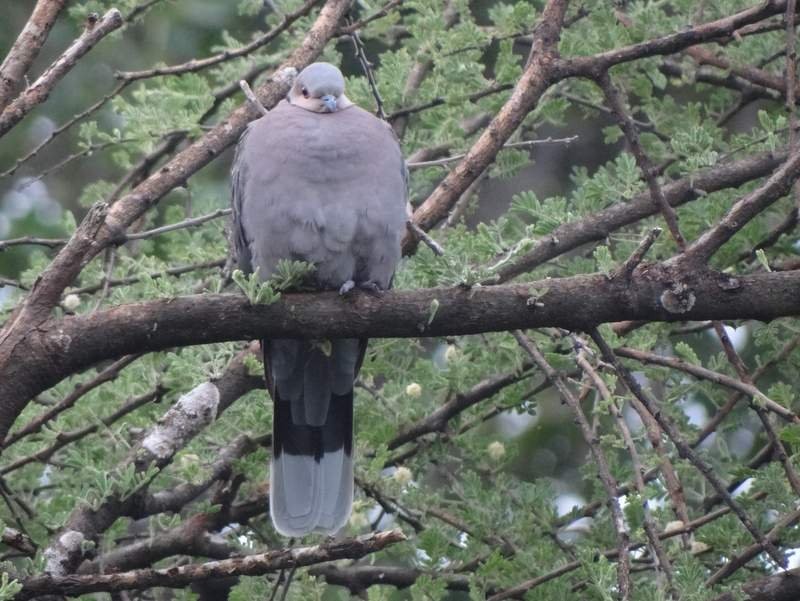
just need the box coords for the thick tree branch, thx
[557,0,796,77]
[15,530,406,599]
[492,148,786,283]
[405,0,569,247]
[2,267,800,439]
[682,148,800,263]
[0,9,124,138]
[2,526,36,556]
[0,0,67,112]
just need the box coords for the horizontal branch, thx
[15,530,406,599]
[0,81,129,179]
[0,237,65,252]
[557,0,795,77]
[67,258,225,296]
[6,267,800,421]
[124,208,231,241]
[309,564,468,593]
[407,136,578,169]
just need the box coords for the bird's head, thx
[288,62,354,114]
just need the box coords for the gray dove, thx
[230,62,408,536]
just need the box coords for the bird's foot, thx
[358,281,383,296]
[339,280,356,295]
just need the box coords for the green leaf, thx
[593,245,615,274]
[674,341,700,366]
[755,248,772,272]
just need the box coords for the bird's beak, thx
[321,95,338,113]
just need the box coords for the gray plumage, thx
[231,63,407,536]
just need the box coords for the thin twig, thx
[406,220,444,256]
[115,0,322,82]
[735,206,799,263]
[0,237,65,252]
[239,80,268,116]
[711,322,800,497]
[573,344,677,599]
[513,330,631,601]
[0,278,28,290]
[596,71,686,250]
[2,354,142,447]
[338,0,404,34]
[707,506,800,585]
[388,82,513,121]
[613,227,662,279]
[589,327,786,568]
[124,208,231,242]
[0,81,130,179]
[408,136,579,169]
[66,258,226,296]
[92,247,117,312]
[14,139,133,190]
[614,346,798,423]
[1,387,162,475]
[278,566,297,601]
[348,24,386,119]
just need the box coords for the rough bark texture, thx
[1,267,798,443]
[404,0,569,248]
[0,9,124,138]
[16,530,406,599]
[0,0,67,112]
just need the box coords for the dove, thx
[231,62,408,536]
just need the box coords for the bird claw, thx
[339,280,383,296]
[358,281,383,296]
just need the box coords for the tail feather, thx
[270,391,353,536]
[265,339,355,536]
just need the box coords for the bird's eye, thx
[301,87,309,99]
